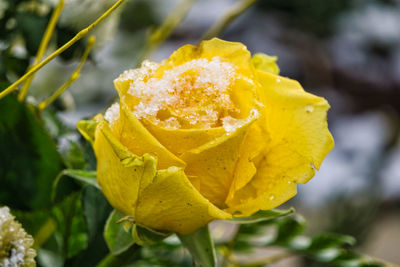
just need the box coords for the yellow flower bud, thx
[78,38,334,234]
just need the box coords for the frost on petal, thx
[118,57,252,131]
[104,102,120,126]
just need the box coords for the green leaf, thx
[52,169,99,202]
[59,169,99,188]
[51,193,88,259]
[332,251,384,267]
[104,210,135,255]
[15,193,95,265]
[65,186,112,267]
[62,141,87,170]
[81,186,112,241]
[0,54,30,83]
[228,214,386,267]
[0,95,64,210]
[230,208,294,224]
[273,215,307,246]
[308,233,356,251]
[132,224,170,246]
[97,245,141,267]
[178,225,216,267]
[37,248,64,267]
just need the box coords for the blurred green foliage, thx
[0,0,88,90]
[119,0,158,33]
[224,215,383,267]
[0,95,64,210]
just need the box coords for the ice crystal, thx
[121,57,250,131]
[104,102,120,126]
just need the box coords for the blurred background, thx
[1,0,400,266]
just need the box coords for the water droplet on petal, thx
[305,104,314,113]
[276,78,281,83]
[269,194,275,201]
[310,163,317,171]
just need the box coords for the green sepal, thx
[177,225,216,267]
[132,224,170,246]
[104,210,135,255]
[77,120,98,144]
[230,208,294,224]
[122,222,132,232]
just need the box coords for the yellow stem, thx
[201,0,258,41]
[138,0,196,64]
[18,0,65,102]
[39,36,96,111]
[0,0,126,100]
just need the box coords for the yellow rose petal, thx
[114,71,143,107]
[200,38,253,77]
[136,166,231,234]
[225,162,297,216]
[251,53,280,75]
[157,38,253,78]
[225,70,333,215]
[114,100,186,169]
[225,123,267,204]
[180,112,259,208]
[143,121,226,156]
[92,116,229,234]
[93,116,144,217]
[230,75,259,119]
[256,70,334,181]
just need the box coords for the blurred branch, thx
[363,255,400,267]
[0,0,126,100]
[38,36,96,111]
[138,0,196,64]
[18,0,65,102]
[221,215,389,267]
[231,251,296,267]
[201,0,258,40]
[32,218,57,249]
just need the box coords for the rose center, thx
[125,57,244,131]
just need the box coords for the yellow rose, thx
[78,38,333,235]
